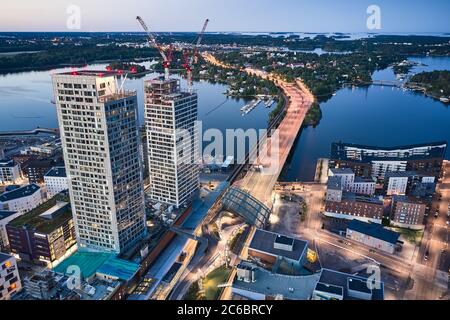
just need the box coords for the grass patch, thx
[391,227,424,245]
[203,266,232,300]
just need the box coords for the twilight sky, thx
[0,0,449,33]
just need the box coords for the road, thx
[203,53,315,208]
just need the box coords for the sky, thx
[0,0,449,33]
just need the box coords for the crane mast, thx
[136,16,171,80]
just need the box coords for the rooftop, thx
[319,269,384,300]
[330,168,354,175]
[0,184,41,203]
[327,176,342,191]
[0,210,18,220]
[342,193,384,205]
[233,261,320,300]
[393,195,425,205]
[8,194,71,233]
[0,252,13,264]
[0,159,16,167]
[45,167,66,178]
[56,70,118,78]
[314,282,344,296]
[347,220,400,245]
[54,250,139,282]
[249,229,308,262]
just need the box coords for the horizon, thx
[1,0,449,33]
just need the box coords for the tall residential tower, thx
[52,70,146,254]
[144,77,199,208]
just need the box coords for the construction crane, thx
[183,18,209,92]
[136,16,172,80]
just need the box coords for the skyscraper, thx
[52,70,146,254]
[144,77,199,208]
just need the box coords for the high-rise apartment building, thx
[144,77,199,208]
[52,70,146,254]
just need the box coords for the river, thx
[280,56,450,182]
[1,57,449,182]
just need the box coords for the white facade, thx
[52,71,146,254]
[144,77,199,208]
[351,179,376,196]
[44,167,68,198]
[346,229,396,254]
[0,160,21,185]
[0,211,22,251]
[386,176,409,196]
[329,168,354,191]
[0,253,22,300]
[0,184,43,214]
[371,160,407,179]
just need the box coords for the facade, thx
[44,167,68,198]
[0,159,21,185]
[0,184,43,214]
[144,77,199,208]
[6,196,76,266]
[328,168,354,191]
[351,177,376,196]
[346,220,400,254]
[385,171,436,198]
[326,176,343,202]
[391,196,427,230]
[324,194,384,224]
[330,141,447,181]
[27,159,54,184]
[52,70,146,254]
[0,211,21,251]
[328,168,375,196]
[0,253,22,300]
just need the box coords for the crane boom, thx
[136,16,170,80]
[184,18,210,92]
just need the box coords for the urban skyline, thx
[0,1,450,312]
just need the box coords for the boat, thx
[264,99,275,108]
[241,99,261,115]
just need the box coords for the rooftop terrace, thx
[8,193,71,233]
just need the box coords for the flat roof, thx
[330,168,354,175]
[96,257,140,282]
[249,229,307,262]
[56,70,118,77]
[348,220,400,245]
[0,210,17,220]
[54,250,139,282]
[348,277,372,294]
[8,195,71,233]
[0,252,13,264]
[0,184,40,202]
[327,176,342,191]
[0,159,16,167]
[45,167,66,178]
[319,269,384,300]
[54,251,112,280]
[314,282,344,296]
[233,262,321,300]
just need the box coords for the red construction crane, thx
[183,18,209,92]
[136,16,172,80]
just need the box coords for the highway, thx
[203,53,315,209]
